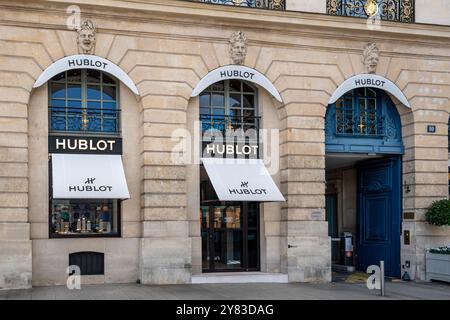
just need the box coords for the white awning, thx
[51,154,130,199]
[202,158,285,202]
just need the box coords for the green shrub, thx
[426,199,450,226]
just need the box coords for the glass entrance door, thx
[201,202,259,272]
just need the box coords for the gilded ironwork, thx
[327,0,414,23]
[364,0,378,16]
[194,0,285,10]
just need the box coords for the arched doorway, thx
[199,79,261,272]
[325,87,403,277]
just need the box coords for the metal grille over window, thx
[335,88,382,136]
[69,252,104,275]
[326,0,414,23]
[193,0,285,10]
[49,69,120,134]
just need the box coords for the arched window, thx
[49,69,119,134]
[326,88,403,154]
[199,80,258,135]
[335,88,381,136]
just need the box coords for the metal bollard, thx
[380,260,385,297]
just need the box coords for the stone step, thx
[191,272,288,284]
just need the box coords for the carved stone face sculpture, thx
[77,20,96,54]
[363,43,380,74]
[229,31,248,65]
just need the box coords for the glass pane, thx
[67,69,81,82]
[243,94,255,109]
[200,107,210,116]
[103,102,117,115]
[87,116,102,132]
[223,206,242,229]
[67,84,82,99]
[51,114,67,131]
[102,86,116,101]
[87,85,101,100]
[243,82,255,93]
[367,88,376,98]
[367,98,377,135]
[200,93,210,108]
[248,203,258,228]
[229,94,241,109]
[50,99,66,108]
[229,80,241,92]
[67,100,82,109]
[86,69,101,83]
[102,72,116,84]
[103,118,117,132]
[209,81,224,92]
[247,228,258,269]
[51,83,65,99]
[212,206,242,270]
[67,114,82,131]
[214,229,242,269]
[87,101,101,114]
[50,199,118,236]
[51,72,66,82]
[243,109,255,123]
[229,108,241,122]
[212,93,224,107]
[211,108,225,118]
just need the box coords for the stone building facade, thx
[1,0,450,289]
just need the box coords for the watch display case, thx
[50,199,119,237]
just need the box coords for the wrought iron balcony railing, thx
[200,114,261,140]
[190,0,285,10]
[49,106,120,134]
[327,0,414,23]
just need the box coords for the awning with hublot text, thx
[201,158,285,202]
[51,153,130,199]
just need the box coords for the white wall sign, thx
[33,54,139,95]
[329,74,411,108]
[192,65,283,102]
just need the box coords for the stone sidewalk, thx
[1,280,449,300]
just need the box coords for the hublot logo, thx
[220,69,255,80]
[229,181,267,196]
[68,177,112,193]
[49,135,122,154]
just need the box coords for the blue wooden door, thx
[357,157,401,277]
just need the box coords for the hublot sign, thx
[67,58,108,70]
[68,177,113,193]
[228,181,267,196]
[49,135,122,154]
[354,78,386,88]
[203,142,258,158]
[219,69,255,81]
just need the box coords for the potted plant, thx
[425,199,450,227]
[425,199,450,282]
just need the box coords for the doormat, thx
[342,272,368,283]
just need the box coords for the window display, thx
[50,199,119,237]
